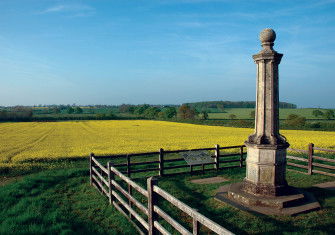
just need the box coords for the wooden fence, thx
[287,143,335,177]
[90,154,233,235]
[89,143,334,234]
[92,145,246,178]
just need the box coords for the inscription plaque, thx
[181,151,214,165]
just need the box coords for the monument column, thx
[243,28,289,196]
[215,29,320,215]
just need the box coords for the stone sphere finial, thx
[259,28,276,43]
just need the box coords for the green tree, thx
[128,106,135,113]
[52,107,61,114]
[178,104,196,120]
[67,107,74,114]
[324,109,335,120]
[0,110,8,120]
[95,113,106,120]
[143,107,160,119]
[202,111,208,120]
[250,110,255,119]
[11,106,33,120]
[312,109,323,118]
[109,111,116,119]
[163,107,177,119]
[309,122,321,129]
[229,114,237,120]
[75,107,83,114]
[157,111,165,119]
[134,104,150,115]
[285,114,306,127]
[118,104,135,113]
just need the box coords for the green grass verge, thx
[1,160,334,234]
[0,167,137,235]
[147,169,335,234]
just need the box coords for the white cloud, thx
[40,4,95,16]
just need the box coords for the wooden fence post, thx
[127,154,131,177]
[193,209,200,235]
[159,148,164,176]
[239,146,244,168]
[147,177,158,235]
[215,144,220,170]
[128,184,133,219]
[308,143,314,175]
[99,164,103,194]
[89,153,94,185]
[107,162,114,204]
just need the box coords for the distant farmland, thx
[208,108,333,119]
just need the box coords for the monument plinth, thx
[215,29,320,215]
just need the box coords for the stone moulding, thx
[253,52,283,62]
[246,135,289,147]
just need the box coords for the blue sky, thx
[0,0,334,108]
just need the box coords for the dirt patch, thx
[190,176,229,184]
[313,181,335,191]
[0,176,23,186]
[215,184,231,194]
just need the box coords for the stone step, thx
[215,183,321,216]
[215,192,320,216]
[281,199,320,216]
[227,183,305,209]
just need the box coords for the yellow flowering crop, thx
[0,120,334,163]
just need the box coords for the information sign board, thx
[181,151,214,165]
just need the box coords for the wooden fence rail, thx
[92,145,246,178]
[90,153,233,234]
[90,143,334,234]
[287,143,335,177]
[151,179,233,235]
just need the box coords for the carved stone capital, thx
[246,134,289,149]
[253,51,283,64]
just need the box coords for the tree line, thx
[186,101,297,111]
[312,109,335,120]
[0,106,33,121]
[118,104,191,120]
[1,104,334,125]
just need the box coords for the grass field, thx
[1,120,335,164]
[208,108,335,120]
[0,162,334,234]
[0,167,137,234]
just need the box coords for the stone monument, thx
[215,29,320,215]
[243,28,289,196]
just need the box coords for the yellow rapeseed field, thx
[1,120,334,163]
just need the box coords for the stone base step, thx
[215,183,320,216]
[228,183,305,209]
